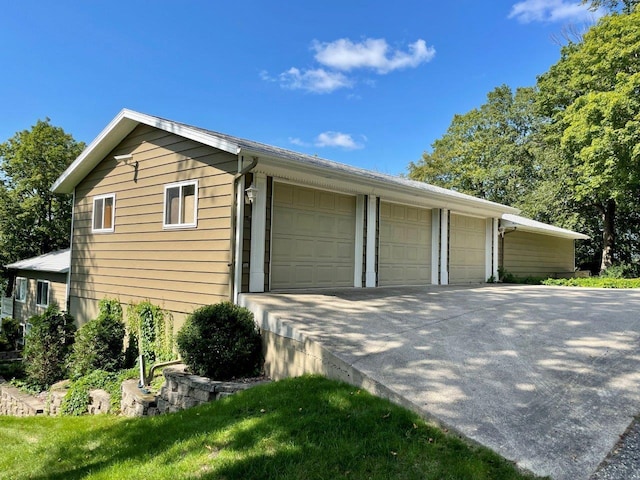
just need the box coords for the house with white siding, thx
[51,109,587,325]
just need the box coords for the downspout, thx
[229,155,258,303]
[66,188,76,313]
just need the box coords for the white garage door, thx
[449,213,486,283]
[271,183,356,289]
[379,202,432,286]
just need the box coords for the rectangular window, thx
[164,180,198,228]
[15,277,27,303]
[36,280,49,307]
[92,194,115,232]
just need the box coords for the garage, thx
[270,183,356,289]
[378,202,431,286]
[449,213,486,283]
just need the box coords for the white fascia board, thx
[501,214,589,240]
[251,155,519,218]
[52,109,242,194]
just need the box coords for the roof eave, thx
[247,150,519,217]
[501,220,590,240]
[51,109,242,194]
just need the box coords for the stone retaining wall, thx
[0,378,110,417]
[121,365,270,417]
[0,378,45,416]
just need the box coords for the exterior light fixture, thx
[114,154,133,163]
[245,183,258,204]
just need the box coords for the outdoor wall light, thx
[114,154,133,163]
[245,183,258,204]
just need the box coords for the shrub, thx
[60,367,138,416]
[601,263,638,279]
[23,305,76,390]
[176,302,263,380]
[542,277,640,288]
[69,298,126,379]
[0,318,21,351]
[127,300,174,364]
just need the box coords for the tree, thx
[536,10,640,272]
[408,85,542,208]
[0,119,84,268]
[582,0,639,13]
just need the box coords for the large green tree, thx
[583,0,639,13]
[0,119,84,269]
[536,10,640,272]
[408,85,542,208]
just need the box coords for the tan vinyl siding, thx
[70,125,236,325]
[12,271,67,323]
[500,231,575,278]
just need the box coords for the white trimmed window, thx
[92,194,116,232]
[36,280,49,307]
[15,277,27,303]
[163,180,198,228]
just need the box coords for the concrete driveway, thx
[240,285,640,480]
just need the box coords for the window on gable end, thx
[164,180,198,228]
[92,194,116,232]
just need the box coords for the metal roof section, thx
[5,249,71,273]
[501,214,589,240]
[51,109,519,217]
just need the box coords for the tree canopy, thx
[537,9,640,271]
[408,8,640,273]
[408,85,542,208]
[0,119,84,270]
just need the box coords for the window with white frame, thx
[92,194,116,232]
[14,277,27,303]
[164,180,198,228]
[36,280,49,307]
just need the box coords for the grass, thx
[541,277,640,288]
[0,375,543,480]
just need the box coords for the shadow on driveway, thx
[240,284,640,480]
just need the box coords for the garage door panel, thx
[449,213,485,284]
[379,203,431,286]
[272,184,356,289]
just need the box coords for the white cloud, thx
[278,67,352,94]
[314,131,365,150]
[508,0,605,23]
[312,38,435,74]
[289,131,367,150]
[262,37,435,94]
[288,137,310,147]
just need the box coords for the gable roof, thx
[51,109,518,217]
[501,214,589,240]
[5,249,71,274]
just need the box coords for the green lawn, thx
[0,376,543,480]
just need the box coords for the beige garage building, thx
[50,110,587,324]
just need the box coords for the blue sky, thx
[0,1,603,175]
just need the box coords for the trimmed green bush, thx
[176,302,263,380]
[23,305,76,390]
[69,298,126,379]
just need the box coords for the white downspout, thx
[233,175,245,304]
